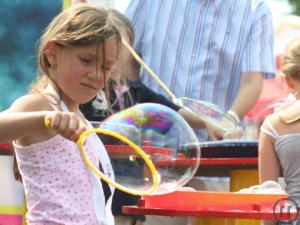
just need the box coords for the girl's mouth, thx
[81,82,97,90]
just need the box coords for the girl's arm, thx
[259,131,280,225]
[1,94,88,144]
[0,110,87,144]
[0,111,47,143]
[258,128,280,183]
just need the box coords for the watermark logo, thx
[273,198,299,222]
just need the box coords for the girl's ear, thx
[285,76,300,97]
[44,41,58,67]
[285,76,294,89]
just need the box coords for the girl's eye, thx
[80,57,92,64]
[102,65,112,72]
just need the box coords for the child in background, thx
[3,4,121,225]
[259,38,300,225]
[80,9,158,225]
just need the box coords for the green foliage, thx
[288,0,300,15]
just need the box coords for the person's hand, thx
[223,126,244,140]
[206,122,225,140]
[206,123,244,141]
[44,111,87,142]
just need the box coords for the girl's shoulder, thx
[9,93,54,113]
[262,101,300,136]
[278,100,300,124]
[263,100,300,127]
[262,113,280,127]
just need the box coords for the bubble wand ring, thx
[45,121,159,196]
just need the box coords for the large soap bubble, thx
[90,103,200,195]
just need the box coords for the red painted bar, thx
[0,143,13,155]
[123,191,296,221]
[0,214,22,225]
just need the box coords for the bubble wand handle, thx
[122,38,176,100]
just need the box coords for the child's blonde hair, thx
[281,38,300,80]
[108,9,134,45]
[31,3,121,93]
[97,9,137,113]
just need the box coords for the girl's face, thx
[49,37,118,108]
[110,33,132,83]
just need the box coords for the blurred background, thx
[0,0,299,111]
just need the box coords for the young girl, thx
[259,38,300,225]
[3,4,121,225]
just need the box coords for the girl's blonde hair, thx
[281,38,300,80]
[106,10,136,111]
[108,9,134,45]
[31,3,121,93]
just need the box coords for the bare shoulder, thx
[261,101,300,135]
[278,101,300,124]
[260,113,282,133]
[262,113,278,125]
[8,94,54,113]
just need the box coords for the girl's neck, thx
[46,83,79,113]
[61,95,80,113]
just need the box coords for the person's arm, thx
[227,72,264,120]
[259,122,280,225]
[177,108,206,129]
[1,95,87,144]
[178,76,262,139]
[207,72,263,140]
[133,81,206,128]
[258,125,280,183]
[0,110,86,144]
[0,111,47,143]
[227,0,275,121]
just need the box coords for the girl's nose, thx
[88,70,102,82]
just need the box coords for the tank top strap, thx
[45,84,70,112]
[260,116,280,140]
[60,100,69,112]
[46,102,60,111]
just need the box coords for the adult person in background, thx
[125,1,275,225]
[125,0,275,141]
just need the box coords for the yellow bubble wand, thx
[45,120,159,196]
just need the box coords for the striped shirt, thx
[125,0,275,112]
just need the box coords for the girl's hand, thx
[44,111,87,142]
